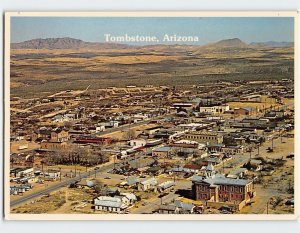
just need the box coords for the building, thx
[152,146,173,158]
[234,107,257,116]
[184,132,223,145]
[40,141,68,151]
[143,126,164,135]
[44,169,61,181]
[93,196,129,213]
[240,95,261,102]
[158,201,195,214]
[157,181,175,193]
[74,137,113,145]
[50,128,69,142]
[199,105,229,114]
[137,178,158,191]
[171,139,199,149]
[11,167,34,178]
[192,174,255,204]
[129,138,147,148]
[32,127,69,142]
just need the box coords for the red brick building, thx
[192,175,255,203]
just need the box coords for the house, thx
[152,146,173,158]
[119,176,139,188]
[184,132,223,145]
[192,174,255,204]
[158,201,195,214]
[129,138,147,148]
[202,154,223,166]
[120,193,137,204]
[44,169,61,181]
[137,178,158,191]
[76,179,95,189]
[174,200,195,214]
[158,204,177,214]
[93,196,129,213]
[157,181,175,193]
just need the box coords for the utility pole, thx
[59,167,62,182]
[41,161,44,174]
[257,145,260,156]
[222,160,225,174]
[266,202,269,214]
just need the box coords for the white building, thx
[199,105,229,114]
[138,178,158,191]
[129,138,147,148]
[94,196,129,213]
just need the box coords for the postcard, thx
[4,11,299,220]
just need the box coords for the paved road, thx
[10,162,115,207]
[10,113,174,207]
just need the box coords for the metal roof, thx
[192,174,251,186]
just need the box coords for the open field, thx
[10,44,294,98]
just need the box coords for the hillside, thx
[11,37,131,50]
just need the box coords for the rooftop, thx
[192,174,251,186]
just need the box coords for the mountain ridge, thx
[11,37,294,50]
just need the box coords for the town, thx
[9,78,294,214]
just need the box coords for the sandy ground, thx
[10,140,40,154]
[239,134,294,214]
[102,123,157,140]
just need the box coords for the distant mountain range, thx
[11,37,131,50]
[250,41,293,48]
[11,37,294,49]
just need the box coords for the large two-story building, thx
[192,174,255,204]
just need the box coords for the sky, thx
[10,17,294,45]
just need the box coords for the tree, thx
[124,129,136,140]
[63,121,73,129]
[93,180,105,195]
